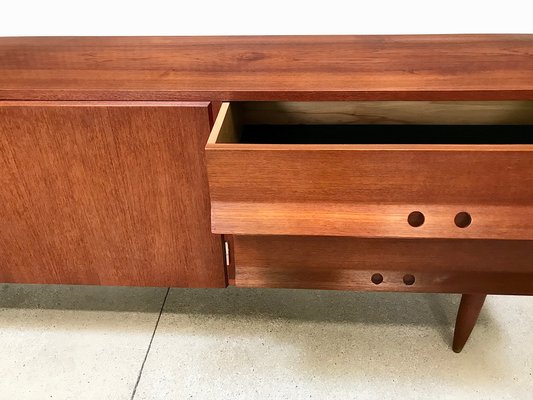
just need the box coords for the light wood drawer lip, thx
[206,102,533,240]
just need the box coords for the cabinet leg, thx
[452,294,487,353]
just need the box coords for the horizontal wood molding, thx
[1,35,533,101]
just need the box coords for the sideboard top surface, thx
[1,35,532,101]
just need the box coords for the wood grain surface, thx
[239,101,533,125]
[209,203,533,240]
[1,35,533,101]
[233,235,533,294]
[0,101,225,287]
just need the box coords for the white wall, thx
[1,0,532,36]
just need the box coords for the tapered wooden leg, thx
[452,294,487,353]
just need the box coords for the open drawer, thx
[205,101,533,240]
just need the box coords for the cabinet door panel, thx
[0,102,225,287]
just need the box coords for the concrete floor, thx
[0,284,531,399]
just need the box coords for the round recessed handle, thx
[371,273,383,285]
[454,212,472,228]
[407,211,425,227]
[403,274,416,286]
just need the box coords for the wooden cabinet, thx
[2,35,533,352]
[0,102,225,287]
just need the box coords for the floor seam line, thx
[130,287,170,400]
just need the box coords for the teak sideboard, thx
[1,35,533,353]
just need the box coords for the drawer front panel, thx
[232,235,533,295]
[208,148,533,205]
[0,102,225,287]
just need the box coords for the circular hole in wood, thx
[407,211,425,227]
[403,274,416,286]
[454,212,472,228]
[371,273,383,285]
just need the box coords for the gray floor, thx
[0,284,531,399]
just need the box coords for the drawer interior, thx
[240,124,533,144]
[210,101,533,145]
